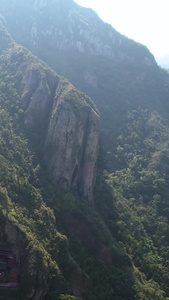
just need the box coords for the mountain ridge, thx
[1,0,163,171]
[1,1,169,300]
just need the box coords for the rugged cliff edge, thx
[0,22,100,202]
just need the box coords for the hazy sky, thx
[74,0,169,59]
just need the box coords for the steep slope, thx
[1,0,169,171]
[0,23,140,300]
[0,22,99,299]
[2,1,169,300]
[1,19,143,300]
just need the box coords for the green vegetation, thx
[0,36,86,299]
[95,109,169,299]
[62,88,99,119]
[2,2,169,299]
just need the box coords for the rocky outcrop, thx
[2,35,100,202]
[0,20,100,202]
[43,85,100,203]
[0,0,160,171]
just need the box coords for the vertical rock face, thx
[21,66,53,128]
[0,0,158,167]
[15,47,100,202]
[0,22,100,202]
[43,85,100,203]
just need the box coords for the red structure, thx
[0,244,19,287]
[7,254,15,265]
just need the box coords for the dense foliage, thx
[1,1,169,299]
[0,35,87,300]
[95,108,169,299]
[0,29,140,300]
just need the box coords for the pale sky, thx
[74,0,169,59]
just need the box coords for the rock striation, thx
[43,85,99,203]
[20,62,99,203]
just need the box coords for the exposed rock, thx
[0,0,159,169]
[43,85,100,203]
[0,32,100,202]
[21,65,54,128]
[0,0,156,64]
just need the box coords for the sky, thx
[74,0,169,59]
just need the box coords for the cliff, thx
[43,86,99,203]
[1,0,168,170]
[2,1,169,299]
[0,23,100,202]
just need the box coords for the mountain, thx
[0,24,133,299]
[0,17,133,300]
[1,1,169,300]
[1,0,169,171]
[0,21,99,299]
